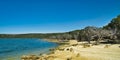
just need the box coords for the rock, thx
[104,45,110,48]
[21,55,28,60]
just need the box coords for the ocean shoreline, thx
[21,40,120,60]
[0,38,58,60]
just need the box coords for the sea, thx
[0,38,58,60]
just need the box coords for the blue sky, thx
[0,0,120,34]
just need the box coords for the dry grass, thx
[50,44,120,60]
[21,44,120,60]
[74,44,120,60]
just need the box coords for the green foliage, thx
[104,15,120,42]
[104,15,120,30]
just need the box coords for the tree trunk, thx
[96,37,101,45]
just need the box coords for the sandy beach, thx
[21,40,120,60]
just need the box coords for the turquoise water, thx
[0,38,58,60]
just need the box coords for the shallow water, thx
[0,38,58,60]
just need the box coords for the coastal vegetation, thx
[0,15,120,44]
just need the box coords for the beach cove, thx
[21,40,120,60]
